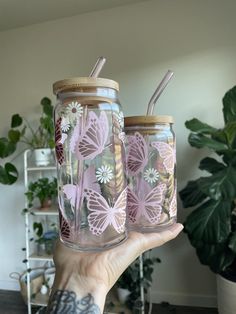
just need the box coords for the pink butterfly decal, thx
[63,165,101,207]
[59,211,71,240]
[169,186,177,218]
[84,188,127,236]
[70,118,81,153]
[55,117,65,165]
[127,132,148,175]
[151,141,175,174]
[63,184,80,208]
[75,111,109,160]
[127,179,166,224]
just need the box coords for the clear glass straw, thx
[89,56,106,78]
[146,70,174,115]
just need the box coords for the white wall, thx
[1,0,236,306]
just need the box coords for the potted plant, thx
[116,252,160,309]
[25,177,57,209]
[33,222,58,255]
[0,97,54,185]
[179,86,236,314]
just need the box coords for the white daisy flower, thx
[96,165,113,184]
[66,101,83,121]
[115,111,124,128]
[144,168,159,184]
[60,117,70,132]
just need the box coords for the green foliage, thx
[0,97,54,185]
[33,222,58,256]
[179,86,236,275]
[25,177,57,207]
[117,253,161,309]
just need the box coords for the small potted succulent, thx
[25,177,57,209]
[0,97,55,185]
[116,252,161,309]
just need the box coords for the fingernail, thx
[170,223,184,232]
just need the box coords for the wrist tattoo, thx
[46,290,101,314]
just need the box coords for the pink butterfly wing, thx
[110,188,127,233]
[76,111,109,160]
[70,119,81,153]
[143,183,166,224]
[84,165,101,194]
[55,117,65,165]
[99,111,109,141]
[85,188,126,235]
[127,186,141,223]
[151,141,175,174]
[169,186,177,218]
[59,211,71,240]
[63,184,78,207]
[127,132,148,175]
[84,188,111,235]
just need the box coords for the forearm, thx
[46,270,107,313]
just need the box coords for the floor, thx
[0,290,218,314]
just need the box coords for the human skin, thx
[46,223,183,313]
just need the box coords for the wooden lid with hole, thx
[124,115,174,126]
[53,77,119,94]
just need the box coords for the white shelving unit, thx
[23,149,58,314]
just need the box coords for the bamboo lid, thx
[124,115,174,126]
[53,77,119,94]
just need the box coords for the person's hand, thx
[47,223,183,313]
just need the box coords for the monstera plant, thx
[179,86,236,279]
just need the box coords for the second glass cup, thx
[124,115,177,232]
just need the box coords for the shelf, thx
[27,166,56,171]
[30,206,58,216]
[31,292,49,306]
[29,253,53,261]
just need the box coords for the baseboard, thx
[150,291,217,308]
[0,280,20,291]
[0,280,217,308]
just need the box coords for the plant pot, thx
[117,287,131,304]
[217,274,236,314]
[34,148,52,166]
[40,198,52,209]
[44,239,57,255]
[37,243,46,256]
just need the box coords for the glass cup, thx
[53,77,127,251]
[124,115,177,232]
